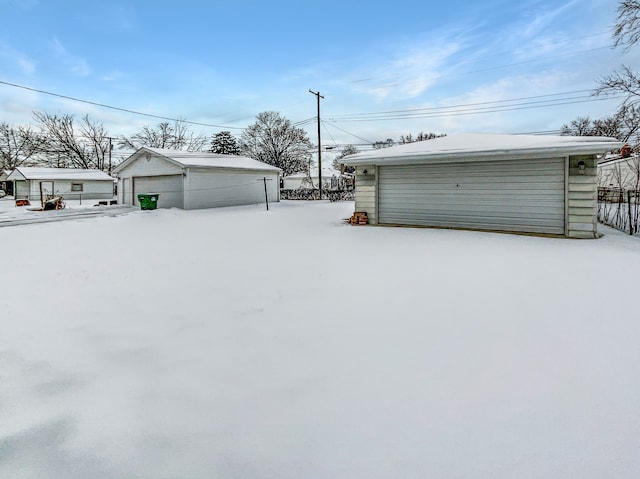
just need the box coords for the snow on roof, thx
[7,167,113,181]
[117,147,282,173]
[343,133,623,165]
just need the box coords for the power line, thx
[322,121,374,144]
[0,79,244,130]
[458,46,612,76]
[325,95,622,123]
[327,89,600,119]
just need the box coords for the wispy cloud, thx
[51,37,91,76]
[0,43,36,75]
[520,0,580,39]
[346,41,462,101]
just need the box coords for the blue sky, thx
[0,0,635,149]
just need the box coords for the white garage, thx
[343,133,622,238]
[114,147,281,210]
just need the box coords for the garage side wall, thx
[184,169,280,210]
[355,165,377,224]
[567,155,598,239]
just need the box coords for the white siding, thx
[354,165,377,224]
[18,179,114,200]
[120,178,131,205]
[568,155,598,239]
[49,180,114,200]
[15,181,29,199]
[117,153,183,177]
[185,169,279,209]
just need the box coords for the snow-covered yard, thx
[2,200,639,479]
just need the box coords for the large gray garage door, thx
[378,158,565,234]
[133,175,183,209]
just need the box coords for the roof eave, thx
[343,143,622,166]
[184,163,282,173]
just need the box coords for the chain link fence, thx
[598,187,640,235]
[280,188,355,202]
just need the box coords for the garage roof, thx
[7,167,114,181]
[343,133,623,166]
[114,147,282,174]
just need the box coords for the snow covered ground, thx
[0,197,132,227]
[2,200,639,479]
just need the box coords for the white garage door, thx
[133,175,183,209]
[378,158,565,234]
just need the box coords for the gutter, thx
[343,143,623,166]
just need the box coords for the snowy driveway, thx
[0,197,134,227]
[2,201,640,479]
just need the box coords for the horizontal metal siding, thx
[186,170,279,209]
[133,175,183,209]
[378,158,565,234]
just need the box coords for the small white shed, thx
[7,167,115,201]
[113,147,281,210]
[343,133,622,238]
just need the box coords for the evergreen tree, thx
[209,131,240,155]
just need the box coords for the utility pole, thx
[309,89,324,200]
[108,136,113,175]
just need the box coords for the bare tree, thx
[0,122,45,170]
[614,0,640,49]
[595,65,640,105]
[561,117,594,136]
[595,3,640,106]
[120,119,207,151]
[373,138,394,149]
[332,144,360,173]
[239,111,312,176]
[34,112,111,170]
[400,132,446,144]
[561,106,640,144]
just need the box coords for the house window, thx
[71,183,83,192]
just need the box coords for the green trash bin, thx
[137,193,160,210]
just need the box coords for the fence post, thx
[628,190,633,235]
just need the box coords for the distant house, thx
[343,133,622,239]
[282,166,352,190]
[598,154,640,189]
[113,147,281,210]
[7,167,114,201]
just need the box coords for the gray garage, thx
[342,133,622,238]
[114,147,281,210]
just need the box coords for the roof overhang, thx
[342,134,623,167]
[114,147,282,175]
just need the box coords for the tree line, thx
[562,1,640,147]
[0,107,446,178]
[0,110,313,176]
